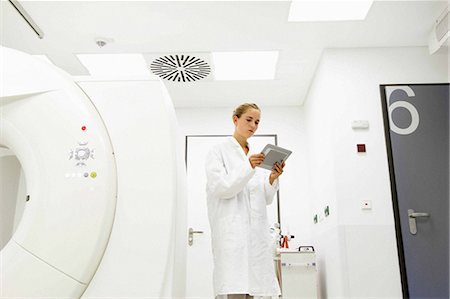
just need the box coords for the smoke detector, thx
[96,40,107,48]
[149,54,211,82]
[94,37,114,48]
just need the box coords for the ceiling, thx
[0,0,447,107]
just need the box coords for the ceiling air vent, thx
[150,55,211,82]
[429,6,449,54]
[436,9,449,41]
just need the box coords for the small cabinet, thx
[278,250,318,298]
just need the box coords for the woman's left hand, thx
[269,161,285,185]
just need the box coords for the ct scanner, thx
[0,46,185,298]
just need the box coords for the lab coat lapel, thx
[229,136,249,160]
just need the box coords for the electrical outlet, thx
[362,200,372,210]
[324,205,330,217]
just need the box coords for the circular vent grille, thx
[150,55,211,82]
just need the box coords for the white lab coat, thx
[205,137,281,298]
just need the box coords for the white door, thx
[185,135,279,298]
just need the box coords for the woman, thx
[205,103,285,299]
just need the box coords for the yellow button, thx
[90,171,97,178]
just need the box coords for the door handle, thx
[188,228,204,246]
[409,212,430,218]
[408,209,430,235]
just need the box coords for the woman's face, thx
[233,108,260,139]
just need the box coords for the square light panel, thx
[76,53,151,76]
[212,51,279,80]
[288,0,373,22]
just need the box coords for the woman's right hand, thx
[249,153,265,169]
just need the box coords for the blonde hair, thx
[232,103,260,118]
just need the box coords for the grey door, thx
[381,84,449,299]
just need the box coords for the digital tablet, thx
[258,144,292,170]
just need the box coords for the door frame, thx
[185,134,281,226]
[380,83,450,299]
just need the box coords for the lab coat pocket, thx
[216,216,247,253]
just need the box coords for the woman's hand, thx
[269,161,285,185]
[249,153,265,169]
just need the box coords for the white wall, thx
[304,46,448,298]
[175,106,312,246]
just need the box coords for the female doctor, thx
[205,103,285,299]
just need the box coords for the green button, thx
[90,171,97,178]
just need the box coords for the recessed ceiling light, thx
[288,0,373,22]
[76,53,151,76]
[212,51,279,80]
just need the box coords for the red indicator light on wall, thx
[81,126,87,131]
[357,144,366,153]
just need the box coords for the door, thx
[185,135,280,298]
[381,84,449,298]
